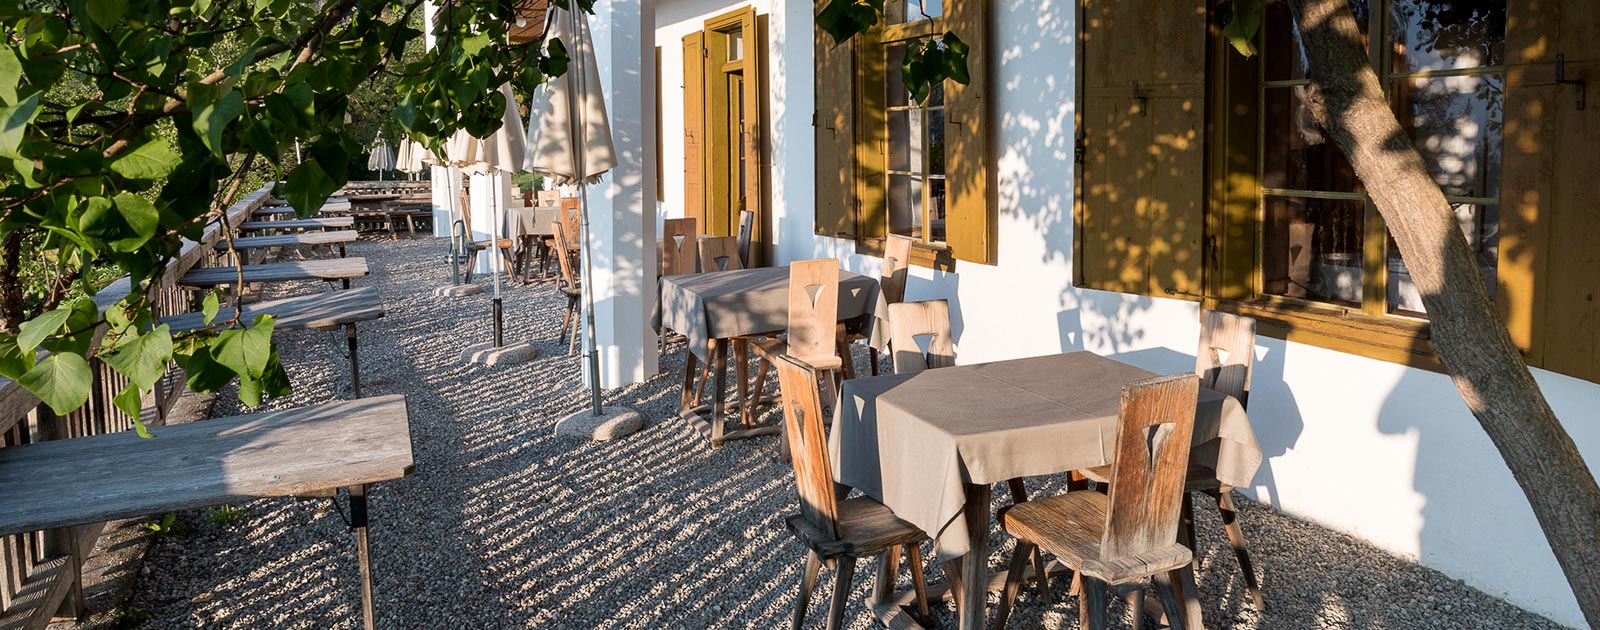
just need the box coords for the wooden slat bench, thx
[220,230,358,259]
[179,258,369,290]
[0,395,414,630]
[238,217,355,232]
[161,287,385,396]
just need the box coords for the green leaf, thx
[1221,0,1263,57]
[0,333,34,379]
[0,46,22,105]
[193,90,245,157]
[111,385,154,438]
[110,138,181,180]
[102,324,172,391]
[238,345,290,407]
[85,0,125,28]
[109,192,159,251]
[284,157,337,215]
[19,353,92,415]
[210,314,275,380]
[17,306,72,352]
[202,291,220,325]
[0,92,41,159]
[39,298,99,356]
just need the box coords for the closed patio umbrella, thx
[366,137,395,180]
[461,83,529,355]
[396,139,429,178]
[526,1,617,416]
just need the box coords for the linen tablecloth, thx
[508,204,561,240]
[829,351,1260,561]
[653,266,880,361]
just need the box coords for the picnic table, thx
[179,257,369,290]
[830,351,1261,629]
[239,217,356,232]
[162,287,385,396]
[653,265,879,446]
[0,395,415,630]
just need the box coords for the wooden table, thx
[239,216,356,232]
[162,288,385,396]
[220,230,358,259]
[179,257,369,290]
[832,352,1260,629]
[0,395,415,630]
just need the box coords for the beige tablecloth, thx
[829,351,1261,561]
[653,266,880,361]
[508,205,561,240]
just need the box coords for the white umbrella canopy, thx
[395,139,430,174]
[525,3,615,185]
[366,139,395,171]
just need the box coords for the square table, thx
[507,205,562,282]
[654,265,880,446]
[830,351,1261,629]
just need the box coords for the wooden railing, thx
[0,183,273,629]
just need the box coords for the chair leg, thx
[826,557,857,630]
[906,544,929,618]
[873,545,900,605]
[1079,576,1109,630]
[1123,584,1145,629]
[1214,488,1265,610]
[993,540,1035,630]
[792,551,823,630]
[1005,478,1052,604]
[869,347,880,376]
[1153,570,1188,630]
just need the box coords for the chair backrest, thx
[538,189,560,205]
[785,259,840,365]
[774,353,841,540]
[1194,310,1255,409]
[551,221,579,288]
[561,198,581,249]
[662,218,699,276]
[887,299,955,374]
[698,236,744,272]
[458,190,474,226]
[736,210,755,268]
[1100,373,1200,561]
[881,234,914,305]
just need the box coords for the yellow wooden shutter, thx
[1501,0,1600,381]
[683,32,707,227]
[814,10,857,238]
[1075,0,1207,297]
[942,0,992,265]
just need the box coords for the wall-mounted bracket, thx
[1556,53,1586,110]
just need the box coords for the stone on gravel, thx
[432,284,484,297]
[553,406,645,441]
[460,341,537,365]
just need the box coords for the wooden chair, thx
[773,353,930,630]
[885,299,955,374]
[560,198,582,256]
[662,218,700,277]
[458,191,516,283]
[698,236,744,272]
[736,209,755,268]
[857,234,914,376]
[749,260,844,450]
[537,190,560,205]
[1079,309,1265,610]
[994,373,1204,630]
[551,221,583,355]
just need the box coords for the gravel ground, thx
[95,237,1567,629]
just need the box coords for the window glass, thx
[885,0,942,24]
[1387,203,1499,316]
[1262,195,1366,307]
[1392,75,1502,198]
[1389,0,1505,73]
[1263,0,1369,82]
[885,41,947,245]
[1262,86,1363,193]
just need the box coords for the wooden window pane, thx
[1262,86,1363,194]
[888,110,916,172]
[1262,195,1366,307]
[1388,0,1506,73]
[1391,75,1503,198]
[885,0,942,25]
[927,177,947,242]
[889,174,923,239]
[1388,203,1499,316]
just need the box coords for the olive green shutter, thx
[813,8,856,238]
[683,32,707,228]
[942,0,992,265]
[1076,0,1207,297]
[1500,0,1600,382]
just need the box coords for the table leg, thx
[710,340,729,446]
[346,323,361,398]
[960,482,991,630]
[732,338,750,427]
[680,349,700,414]
[348,484,376,630]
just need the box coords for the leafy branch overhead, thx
[0,0,572,427]
[815,0,970,104]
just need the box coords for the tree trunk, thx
[0,230,22,334]
[1285,0,1600,625]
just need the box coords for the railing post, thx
[34,407,86,621]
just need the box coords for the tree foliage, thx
[815,0,969,104]
[0,0,578,431]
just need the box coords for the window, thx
[813,0,991,266]
[684,7,766,262]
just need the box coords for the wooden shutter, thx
[814,9,857,238]
[943,0,991,265]
[1075,0,1207,297]
[745,13,768,265]
[1500,0,1600,381]
[683,32,707,227]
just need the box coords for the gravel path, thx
[102,237,1566,629]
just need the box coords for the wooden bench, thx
[162,287,385,396]
[179,257,369,290]
[220,230,358,261]
[0,395,414,630]
[239,217,355,232]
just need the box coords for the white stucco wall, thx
[653,0,1600,626]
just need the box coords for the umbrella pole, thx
[491,174,505,347]
[577,183,603,415]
